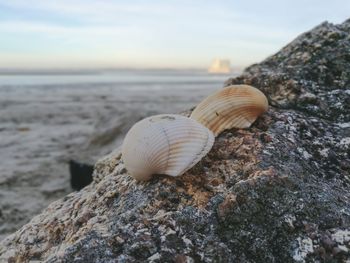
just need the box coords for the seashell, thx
[190,85,268,136]
[122,114,215,181]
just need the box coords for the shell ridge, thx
[178,127,214,175]
[210,106,256,134]
[190,85,268,135]
[146,125,172,170]
[163,120,214,177]
[158,124,171,175]
[142,124,167,173]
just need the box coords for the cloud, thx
[0,0,306,44]
[0,1,228,24]
[0,0,349,68]
[0,21,131,36]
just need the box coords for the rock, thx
[226,19,350,123]
[1,20,350,262]
[69,160,94,191]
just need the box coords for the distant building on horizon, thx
[208,59,231,74]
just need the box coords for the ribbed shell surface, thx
[122,114,215,181]
[190,85,268,136]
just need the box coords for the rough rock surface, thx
[226,19,350,124]
[1,20,349,262]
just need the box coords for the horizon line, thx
[0,66,245,73]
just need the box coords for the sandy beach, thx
[0,70,232,240]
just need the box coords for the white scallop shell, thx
[122,114,215,181]
[190,85,268,136]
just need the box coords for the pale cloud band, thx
[0,0,349,69]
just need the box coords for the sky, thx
[0,0,349,69]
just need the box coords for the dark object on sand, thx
[69,160,94,191]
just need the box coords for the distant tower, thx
[208,59,231,74]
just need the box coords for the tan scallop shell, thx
[122,114,215,181]
[190,85,268,136]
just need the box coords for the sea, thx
[0,69,233,90]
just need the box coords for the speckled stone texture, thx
[1,20,349,263]
[226,19,350,124]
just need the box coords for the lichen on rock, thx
[1,19,350,262]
